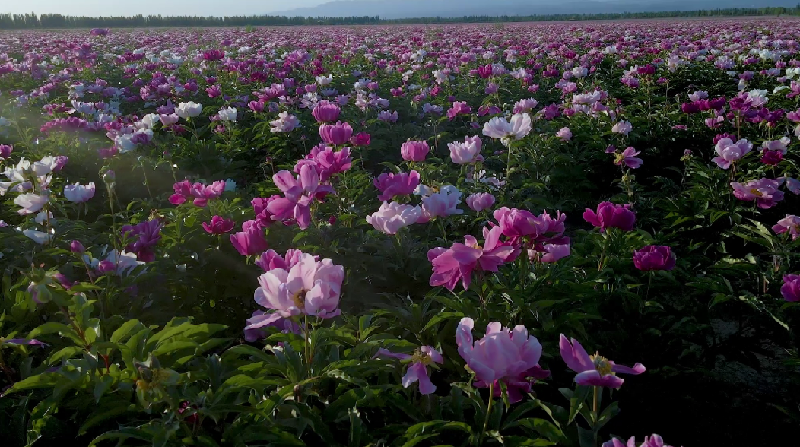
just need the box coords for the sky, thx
[1,0,331,16]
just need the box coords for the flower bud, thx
[70,240,85,253]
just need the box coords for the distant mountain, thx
[273,0,799,19]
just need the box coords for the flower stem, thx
[479,382,494,444]
[504,143,514,198]
[303,314,311,377]
[592,386,600,445]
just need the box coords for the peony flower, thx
[712,138,752,169]
[303,145,352,182]
[255,248,306,272]
[556,127,572,141]
[230,221,268,256]
[243,310,302,342]
[448,136,483,164]
[611,120,633,135]
[446,101,472,119]
[191,181,225,207]
[614,147,643,169]
[731,178,784,209]
[319,121,353,146]
[781,275,800,302]
[773,215,800,240]
[373,171,420,201]
[760,137,790,165]
[366,201,422,235]
[456,318,550,403]
[23,229,53,245]
[482,113,532,146]
[202,216,236,234]
[120,219,163,262]
[428,226,516,291]
[350,132,371,146]
[400,140,430,162]
[374,346,443,395]
[270,111,301,133]
[633,246,676,271]
[465,192,495,212]
[782,177,800,195]
[559,334,645,388]
[160,113,179,126]
[0,144,12,159]
[217,106,238,122]
[70,240,85,253]
[247,252,343,331]
[84,249,143,276]
[493,207,542,239]
[14,193,49,215]
[268,165,334,230]
[312,100,341,123]
[176,101,203,119]
[583,202,636,232]
[603,434,676,447]
[419,185,463,221]
[513,98,538,114]
[378,110,398,122]
[63,182,96,203]
[538,243,571,263]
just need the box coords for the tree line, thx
[0,7,798,29]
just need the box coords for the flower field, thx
[1,18,799,447]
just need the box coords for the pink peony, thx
[731,178,784,209]
[248,252,343,329]
[428,226,516,291]
[456,318,550,403]
[319,121,353,145]
[366,201,422,235]
[373,171,420,201]
[712,138,752,169]
[465,192,495,212]
[583,202,636,232]
[559,334,645,388]
[773,215,800,240]
[401,140,430,162]
[448,136,483,164]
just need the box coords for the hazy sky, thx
[2,0,330,16]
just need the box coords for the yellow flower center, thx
[411,348,433,365]
[292,289,307,309]
[591,353,614,377]
[750,188,763,197]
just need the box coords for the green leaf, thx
[28,322,81,345]
[4,373,62,395]
[111,319,144,344]
[79,404,134,435]
[93,375,114,402]
[510,418,565,443]
[502,400,539,429]
[422,311,464,332]
[596,401,620,431]
[503,436,557,447]
[577,426,596,447]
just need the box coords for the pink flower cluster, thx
[120,218,163,262]
[170,180,226,207]
[427,207,569,291]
